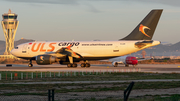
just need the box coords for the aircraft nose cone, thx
[135,60,138,65]
[132,59,138,65]
[10,49,16,55]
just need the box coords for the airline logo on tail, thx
[139,24,151,38]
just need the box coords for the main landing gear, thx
[81,60,90,68]
[67,63,78,68]
[125,64,129,67]
[132,64,137,68]
[66,60,91,68]
[80,63,90,68]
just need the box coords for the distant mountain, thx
[0,39,35,55]
[0,40,5,55]
[147,41,180,52]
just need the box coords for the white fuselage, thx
[11,40,160,60]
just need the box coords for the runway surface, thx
[0,64,180,73]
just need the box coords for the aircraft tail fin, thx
[120,9,163,40]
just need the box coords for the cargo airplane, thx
[11,9,163,67]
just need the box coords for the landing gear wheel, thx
[28,63,33,67]
[81,63,86,68]
[67,64,72,67]
[125,64,129,67]
[28,59,33,67]
[85,63,90,67]
[72,64,77,68]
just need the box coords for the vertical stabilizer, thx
[120,9,163,40]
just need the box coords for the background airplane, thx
[109,55,152,67]
[11,9,163,67]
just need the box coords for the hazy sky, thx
[0,0,180,44]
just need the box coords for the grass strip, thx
[0,81,180,92]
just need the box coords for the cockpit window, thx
[15,47,18,49]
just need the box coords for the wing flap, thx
[55,45,80,58]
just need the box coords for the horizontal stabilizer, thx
[135,40,153,48]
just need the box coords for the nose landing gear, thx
[28,60,33,67]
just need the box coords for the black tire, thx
[81,63,85,67]
[72,64,77,68]
[86,63,90,67]
[67,64,72,67]
[28,63,33,67]
[125,64,129,67]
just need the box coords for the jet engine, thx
[36,55,56,65]
[112,61,118,67]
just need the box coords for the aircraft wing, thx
[44,45,81,59]
[113,61,124,64]
[137,57,153,61]
[55,45,80,58]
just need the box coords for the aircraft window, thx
[15,47,18,49]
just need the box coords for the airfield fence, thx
[0,68,140,80]
[0,69,140,101]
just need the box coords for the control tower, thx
[1,9,19,55]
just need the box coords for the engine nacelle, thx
[36,55,56,65]
[112,61,118,67]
